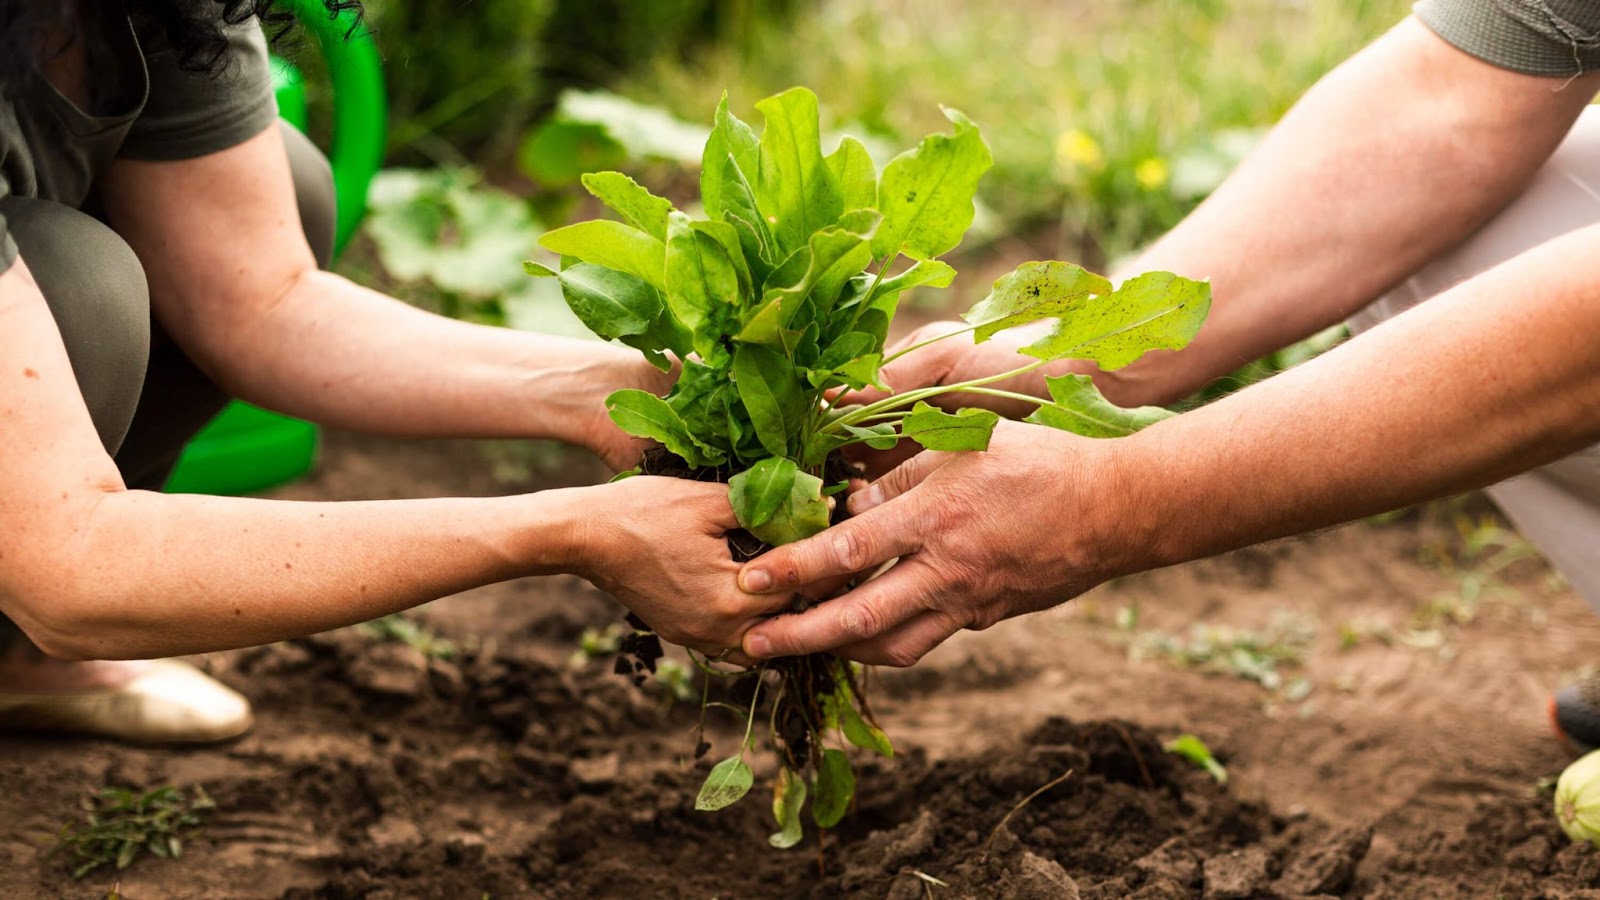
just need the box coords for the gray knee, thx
[280,121,337,270]
[0,198,150,456]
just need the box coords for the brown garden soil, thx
[4,430,1600,899]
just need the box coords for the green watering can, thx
[162,0,385,495]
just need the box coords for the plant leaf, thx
[874,259,957,297]
[729,457,799,530]
[718,154,777,280]
[692,219,755,301]
[871,108,992,261]
[606,390,722,467]
[754,87,843,255]
[733,344,806,459]
[1020,271,1211,370]
[963,261,1113,342]
[840,700,894,758]
[812,749,856,829]
[534,262,690,369]
[769,767,808,849]
[665,212,743,358]
[745,468,831,547]
[1023,374,1175,438]
[827,136,879,212]
[696,755,755,811]
[842,422,899,450]
[701,93,760,220]
[580,171,674,242]
[901,402,1000,452]
[538,220,667,291]
[1165,734,1228,785]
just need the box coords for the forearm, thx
[977,18,1599,410]
[7,488,586,661]
[199,270,651,442]
[1116,224,1600,573]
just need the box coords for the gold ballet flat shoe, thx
[0,659,253,744]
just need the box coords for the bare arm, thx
[732,224,1600,665]
[99,127,666,465]
[877,17,1600,414]
[0,260,757,661]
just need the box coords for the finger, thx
[741,559,936,659]
[847,450,953,515]
[832,609,965,667]
[737,503,922,595]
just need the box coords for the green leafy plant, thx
[527,87,1209,844]
[50,786,215,879]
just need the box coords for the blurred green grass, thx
[614,0,1410,259]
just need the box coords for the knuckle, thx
[832,527,875,572]
[839,601,886,642]
[882,644,924,668]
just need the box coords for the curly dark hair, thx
[0,0,363,90]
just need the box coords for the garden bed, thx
[2,430,1597,898]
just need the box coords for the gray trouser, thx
[1349,106,1600,607]
[0,122,335,652]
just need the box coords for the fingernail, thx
[850,484,884,514]
[741,569,773,593]
[745,633,771,658]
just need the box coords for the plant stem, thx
[739,675,764,756]
[822,358,1050,433]
[881,323,978,367]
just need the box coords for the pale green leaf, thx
[581,171,674,242]
[729,457,799,530]
[754,87,843,255]
[665,212,742,358]
[840,701,894,758]
[696,755,755,811]
[769,767,808,849]
[963,261,1113,342]
[1164,734,1228,785]
[538,220,666,291]
[874,259,957,296]
[827,136,878,212]
[606,390,722,468]
[1020,271,1211,369]
[811,748,855,828]
[733,344,806,459]
[745,468,831,547]
[702,93,760,220]
[842,422,899,450]
[901,402,1000,452]
[1023,374,1175,438]
[871,108,993,261]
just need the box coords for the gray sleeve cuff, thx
[0,231,15,276]
[1415,0,1600,76]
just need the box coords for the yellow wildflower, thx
[1135,157,1169,191]
[1055,129,1103,170]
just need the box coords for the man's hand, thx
[734,422,1135,666]
[569,476,788,657]
[840,321,1076,478]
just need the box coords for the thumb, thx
[847,449,952,515]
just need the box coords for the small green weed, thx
[50,786,214,879]
[1165,733,1227,785]
[1119,606,1315,695]
[357,613,457,659]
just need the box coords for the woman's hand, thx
[576,356,679,472]
[565,475,786,656]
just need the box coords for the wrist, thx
[513,487,595,576]
[1080,420,1191,581]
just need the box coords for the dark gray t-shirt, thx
[0,14,278,273]
[1416,0,1600,76]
